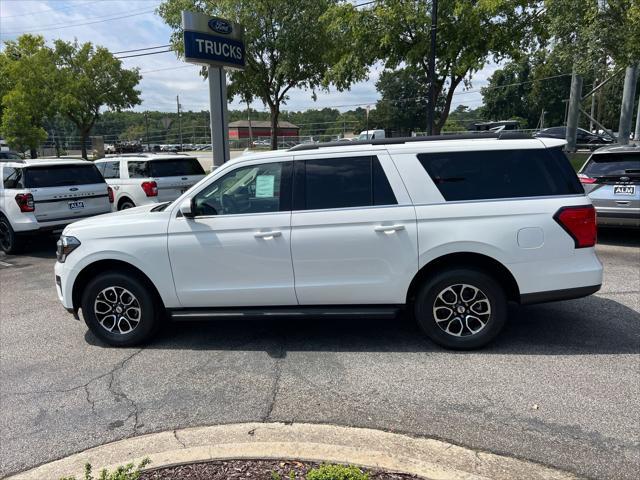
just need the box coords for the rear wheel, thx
[414,268,507,350]
[118,199,135,210]
[0,215,22,254]
[81,272,160,347]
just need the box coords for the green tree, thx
[0,35,57,157]
[157,0,367,149]
[54,40,141,158]
[328,0,538,134]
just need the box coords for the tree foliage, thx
[54,40,141,158]
[157,0,366,149]
[0,35,58,157]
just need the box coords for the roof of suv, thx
[98,153,197,162]
[1,158,94,168]
[591,144,640,155]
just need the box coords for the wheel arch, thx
[72,259,165,313]
[117,196,134,210]
[406,252,521,305]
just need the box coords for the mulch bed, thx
[140,459,423,480]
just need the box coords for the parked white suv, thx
[0,158,112,254]
[55,134,602,349]
[95,154,206,210]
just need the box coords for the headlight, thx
[56,236,81,263]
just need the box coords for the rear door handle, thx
[254,230,282,239]
[374,224,405,233]
[615,200,630,205]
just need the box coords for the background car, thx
[95,154,206,210]
[533,126,614,148]
[578,144,640,227]
[0,158,113,253]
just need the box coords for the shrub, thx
[306,464,369,480]
[60,458,150,480]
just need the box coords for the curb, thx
[7,423,579,480]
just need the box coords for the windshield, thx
[0,152,21,160]
[149,158,204,177]
[583,154,640,176]
[24,164,104,188]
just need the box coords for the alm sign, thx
[181,11,245,69]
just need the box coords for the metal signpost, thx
[182,11,245,167]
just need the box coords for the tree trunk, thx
[80,130,89,159]
[30,148,37,159]
[269,104,279,150]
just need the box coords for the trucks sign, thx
[181,11,245,70]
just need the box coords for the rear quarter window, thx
[417,148,583,201]
[149,158,205,177]
[24,164,105,188]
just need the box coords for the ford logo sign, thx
[208,19,232,35]
[69,187,78,191]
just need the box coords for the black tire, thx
[0,215,23,254]
[414,268,507,350]
[81,271,160,347]
[118,198,135,210]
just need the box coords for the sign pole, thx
[209,66,229,167]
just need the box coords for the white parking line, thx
[0,260,13,267]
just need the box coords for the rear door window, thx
[582,154,640,177]
[149,158,205,177]
[24,164,105,188]
[417,148,582,201]
[294,156,397,210]
[128,161,149,178]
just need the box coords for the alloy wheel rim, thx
[94,286,141,335]
[432,283,491,337]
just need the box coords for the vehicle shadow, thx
[85,294,639,356]
[597,227,640,248]
[16,235,58,260]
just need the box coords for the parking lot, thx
[0,229,638,480]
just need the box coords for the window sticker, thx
[255,175,275,197]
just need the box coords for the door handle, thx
[374,224,405,233]
[254,230,282,239]
[615,200,630,205]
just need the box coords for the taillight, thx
[577,174,596,184]
[15,193,35,212]
[107,186,114,203]
[554,205,597,248]
[141,181,158,197]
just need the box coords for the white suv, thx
[95,154,206,210]
[0,158,112,254]
[54,135,602,349]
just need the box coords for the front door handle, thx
[374,224,405,234]
[254,230,282,239]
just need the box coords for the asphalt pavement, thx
[0,229,638,479]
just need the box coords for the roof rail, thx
[288,131,531,152]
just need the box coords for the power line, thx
[0,9,154,35]
[0,0,102,18]
[116,49,173,59]
[112,44,171,55]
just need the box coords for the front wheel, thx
[81,272,160,347]
[414,268,507,350]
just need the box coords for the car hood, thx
[62,203,170,239]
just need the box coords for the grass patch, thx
[307,464,369,480]
[567,152,590,172]
[60,458,150,480]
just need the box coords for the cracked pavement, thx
[1,230,638,480]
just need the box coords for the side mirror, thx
[179,198,195,218]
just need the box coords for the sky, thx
[0,0,498,114]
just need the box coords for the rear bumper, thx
[520,284,601,305]
[596,210,640,227]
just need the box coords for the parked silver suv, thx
[578,144,640,227]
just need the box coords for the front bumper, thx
[54,260,76,311]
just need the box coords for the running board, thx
[168,305,402,321]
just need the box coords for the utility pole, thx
[246,95,253,148]
[426,0,438,136]
[618,64,638,145]
[144,112,150,152]
[565,71,583,152]
[634,91,640,141]
[176,95,183,151]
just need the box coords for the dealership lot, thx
[0,230,638,480]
